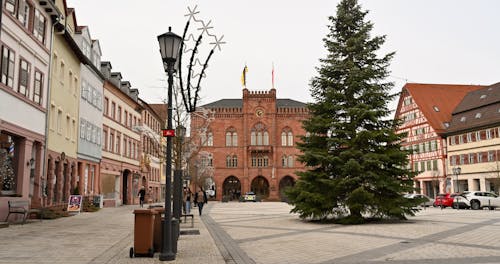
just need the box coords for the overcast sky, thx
[66,0,500,111]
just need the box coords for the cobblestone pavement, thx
[0,204,224,264]
[1,203,500,264]
[206,203,500,264]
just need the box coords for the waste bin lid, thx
[133,209,157,215]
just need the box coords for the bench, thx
[181,214,194,228]
[5,200,42,224]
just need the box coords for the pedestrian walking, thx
[184,187,192,214]
[194,187,207,216]
[138,186,146,208]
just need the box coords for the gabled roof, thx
[402,83,484,134]
[446,83,500,134]
[200,99,306,109]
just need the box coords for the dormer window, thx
[480,94,487,99]
[433,106,440,112]
[443,122,450,128]
[460,116,466,122]
[475,113,482,119]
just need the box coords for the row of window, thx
[413,159,439,172]
[1,45,44,105]
[80,119,101,146]
[49,105,76,141]
[5,0,47,44]
[449,127,499,145]
[449,151,498,166]
[102,127,139,160]
[144,111,161,133]
[103,98,141,130]
[81,79,102,111]
[207,154,296,168]
[404,140,438,154]
[206,128,296,147]
[143,136,161,157]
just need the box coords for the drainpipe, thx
[41,15,65,206]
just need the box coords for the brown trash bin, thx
[152,207,165,252]
[129,209,157,258]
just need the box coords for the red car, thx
[433,193,461,207]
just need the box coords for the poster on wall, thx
[68,195,83,213]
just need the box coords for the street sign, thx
[162,129,175,137]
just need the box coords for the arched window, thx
[225,129,238,147]
[226,155,238,167]
[281,128,293,146]
[251,131,256,145]
[207,132,213,146]
[208,153,213,167]
[287,155,294,167]
[232,155,238,167]
[287,132,293,146]
[251,123,268,146]
[226,132,232,146]
[263,155,269,167]
[257,132,262,145]
[232,132,238,146]
[282,155,287,167]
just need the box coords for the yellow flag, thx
[240,65,248,87]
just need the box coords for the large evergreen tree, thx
[286,0,417,223]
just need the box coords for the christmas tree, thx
[285,0,417,223]
[0,148,16,192]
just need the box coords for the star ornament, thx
[184,5,200,22]
[210,35,226,51]
[197,20,213,36]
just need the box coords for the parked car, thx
[433,193,464,208]
[460,191,500,210]
[241,191,257,202]
[433,193,453,207]
[403,193,434,207]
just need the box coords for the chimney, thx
[100,61,112,79]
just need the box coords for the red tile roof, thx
[402,83,485,134]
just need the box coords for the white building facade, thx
[0,0,60,219]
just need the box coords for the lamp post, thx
[173,125,186,222]
[157,27,182,262]
[453,166,461,193]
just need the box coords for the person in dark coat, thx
[194,187,208,216]
[138,186,146,208]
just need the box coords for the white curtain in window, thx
[287,132,293,146]
[263,131,269,145]
[226,132,231,146]
[232,133,238,146]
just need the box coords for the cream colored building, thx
[99,62,142,206]
[46,3,83,206]
[446,83,500,193]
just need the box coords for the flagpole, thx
[272,62,275,89]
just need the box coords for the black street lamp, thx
[157,27,182,262]
[453,166,461,193]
